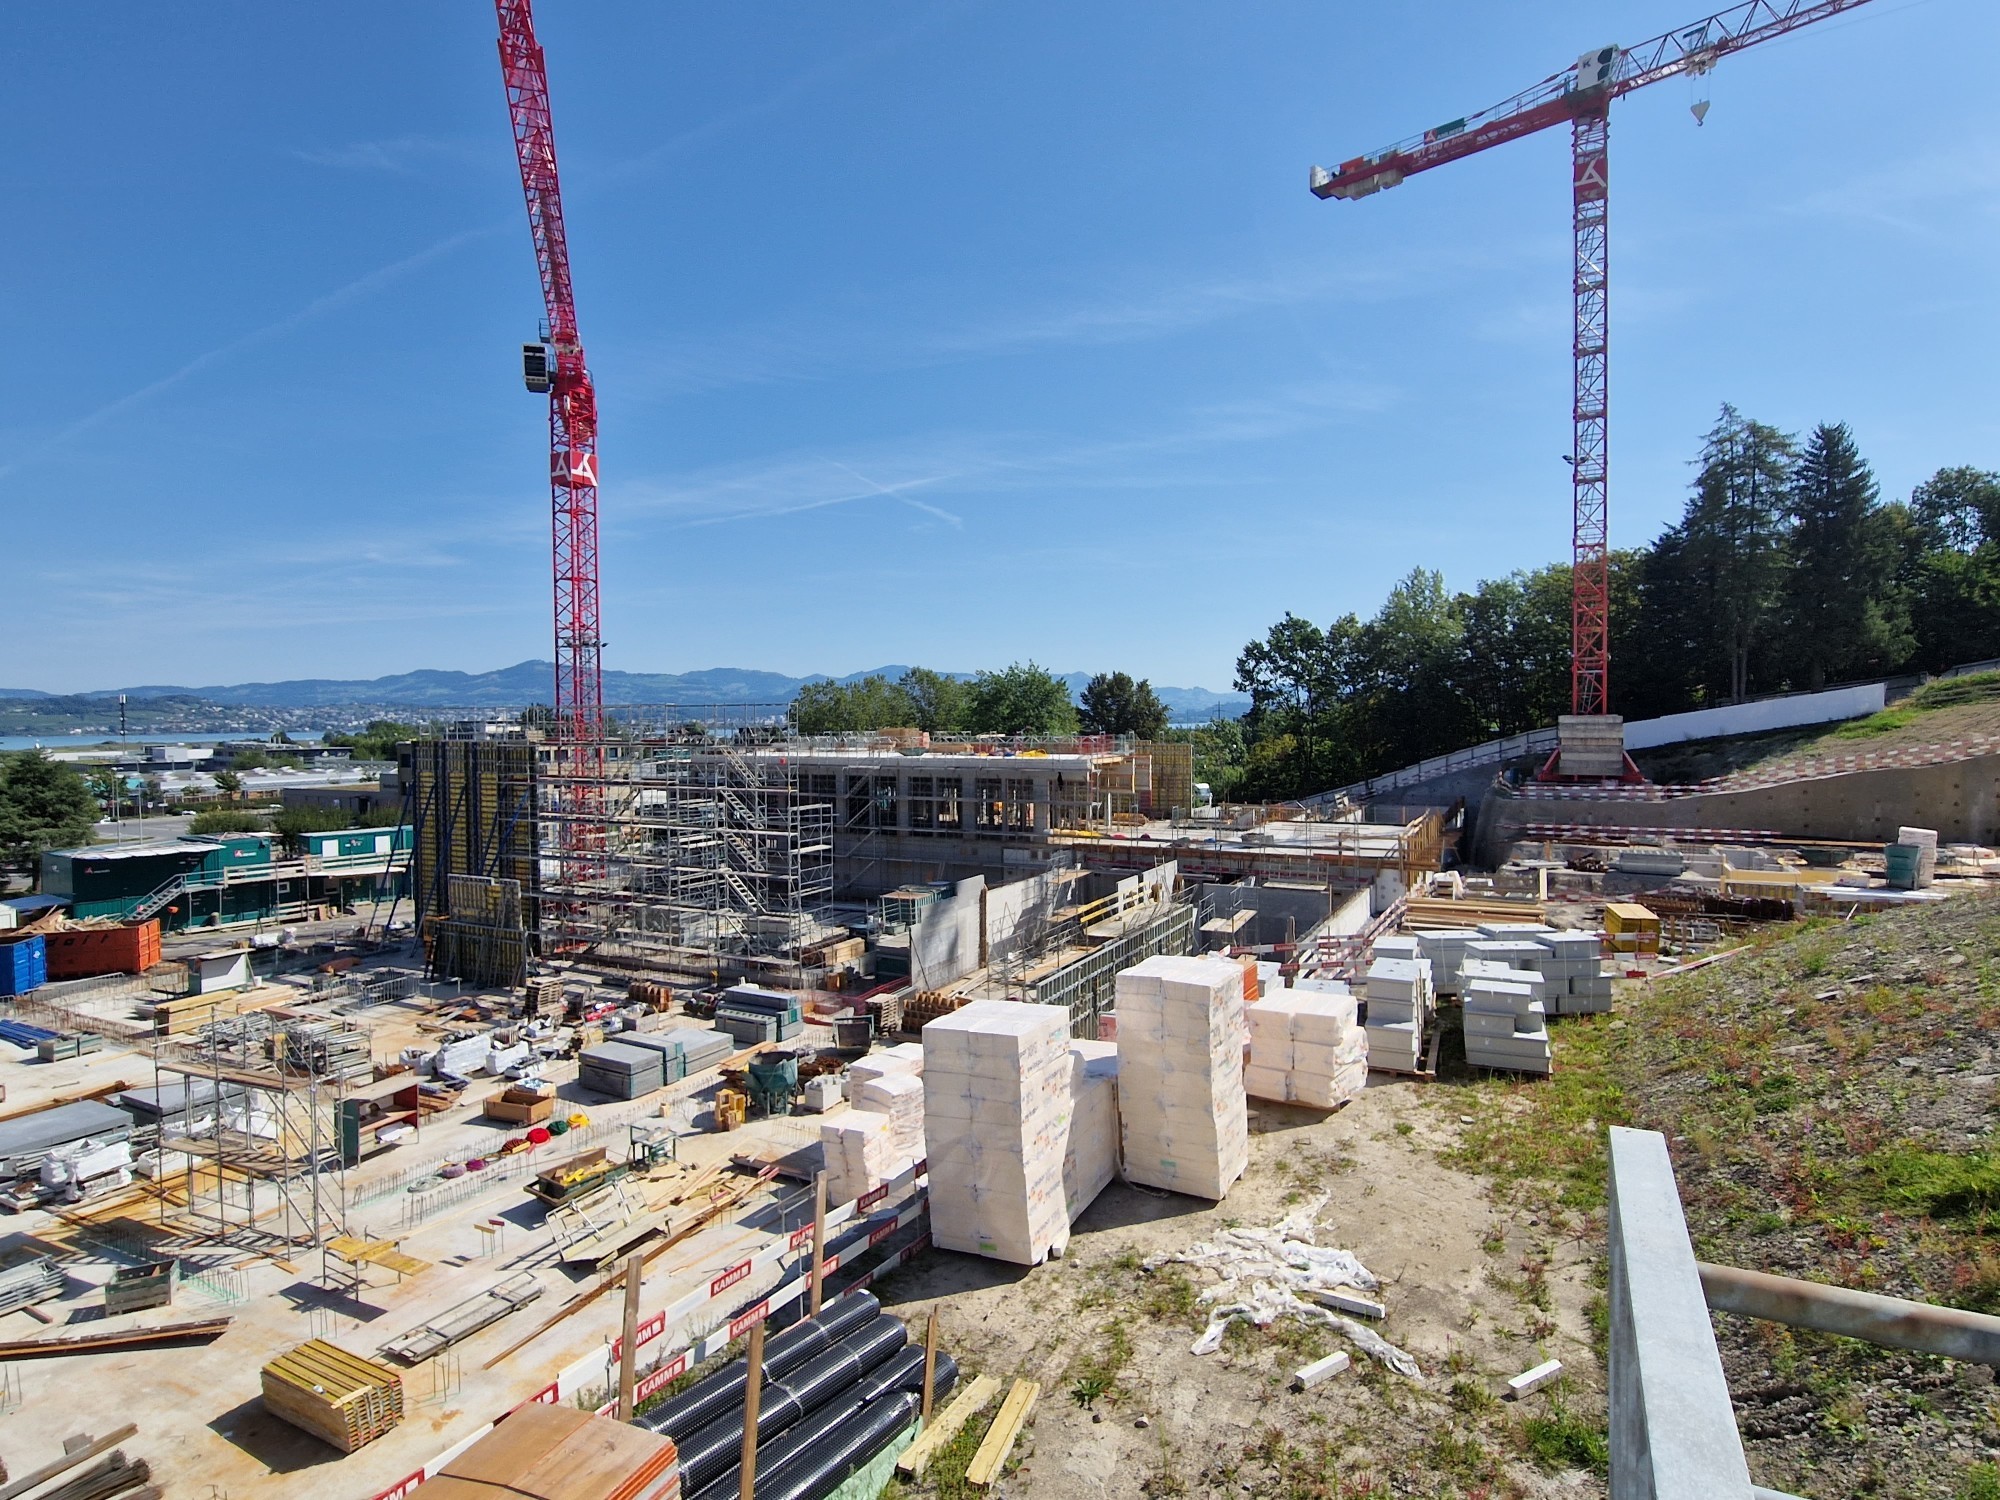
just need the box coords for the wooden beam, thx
[737,1317,765,1500]
[0,1319,231,1359]
[920,1307,939,1425]
[964,1378,1037,1488]
[0,1426,138,1500]
[808,1171,828,1316]
[896,1373,999,1479]
[616,1252,643,1422]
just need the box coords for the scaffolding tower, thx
[148,1011,355,1257]
[529,740,836,980]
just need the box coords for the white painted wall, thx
[1623,682,1887,751]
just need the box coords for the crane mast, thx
[1311,0,1879,734]
[496,0,604,768]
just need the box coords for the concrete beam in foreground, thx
[1608,1126,1756,1500]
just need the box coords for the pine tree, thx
[1780,422,1909,690]
[1680,405,1796,702]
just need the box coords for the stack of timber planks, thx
[261,1340,405,1453]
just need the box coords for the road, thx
[92,814,193,844]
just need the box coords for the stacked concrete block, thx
[922,1000,1073,1265]
[1115,955,1250,1201]
[1413,929,1473,993]
[1465,938,1553,976]
[1458,957,1549,1000]
[1362,952,1432,1074]
[1063,1039,1120,1222]
[1534,929,1614,1015]
[821,1112,906,1207]
[1461,969,1553,1075]
[1370,935,1423,963]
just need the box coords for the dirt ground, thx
[874,1077,1608,1500]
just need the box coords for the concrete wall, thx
[1623,683,1887,751]
[902,875,985,989]
[1478,753,2000,862]
[1191,881,1330,950]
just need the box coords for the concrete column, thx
[1607,1126,1755,1500]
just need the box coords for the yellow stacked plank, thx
[261,1339,405,1452]
[1602,902,1661,956]
[965,1378,1039,1488]
[1404,896,1547,931]
[152,985,296,1036]
[897,1373,1001,1479]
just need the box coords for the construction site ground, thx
[876,1077,1609,1500]
[0,1022,835,1500]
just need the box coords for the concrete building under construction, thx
[402,724,1440,993]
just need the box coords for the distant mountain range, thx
[0,662,1250,722]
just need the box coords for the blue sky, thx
[8,1,1996,694]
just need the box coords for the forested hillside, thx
[1224,407,2000,800]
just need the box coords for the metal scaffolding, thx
[148,1012,356,1256]
[533,738,837,981]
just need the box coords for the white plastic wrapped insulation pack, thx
[922,999,1074,1265]
[819,1111,907,1207]
[1244,988,1366,1109]
[853,1069,926,1163]
[1114,955,1249,1201]
[1063,1038,1120,1223]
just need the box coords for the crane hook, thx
[1690,99,1711,126]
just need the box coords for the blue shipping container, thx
[0,934,48,997]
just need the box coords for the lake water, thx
[0,729,326,752]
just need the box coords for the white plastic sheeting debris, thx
[1146,1195,1422,1378]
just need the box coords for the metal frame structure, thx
[1311,0,1884,719]
[533,739,837,981]
[148,1018,354,1260]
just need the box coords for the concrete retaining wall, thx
[1624,683,1887,751]
[1477,753,2000,863]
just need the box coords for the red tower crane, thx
[1312,0,1880,733]
[496,0,604,771]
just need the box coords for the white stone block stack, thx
[922,1000,1074,1265]
[1115,955,1250,1201]
[1461,968,1553,1075]
[1413,930,1473,993]
[1362,951,1433,1075]
[1534,929,1614,1015]
[1459,956,1549,1001]
[1063,1039,1120,1222]
[1244,989,1366,1108]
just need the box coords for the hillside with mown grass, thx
[1444,893,2000,1498]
